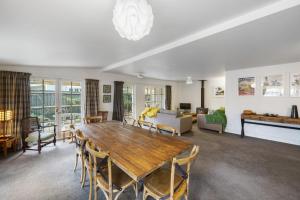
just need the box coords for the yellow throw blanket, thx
[140,107,160,120]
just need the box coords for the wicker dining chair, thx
[74,130,88,186]
[21,117,57,154]
[84,116,102,124]
[156,124,177,136]
[85,140,137,200]
[143,145,199,200]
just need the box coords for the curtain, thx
[165,85,172,110]
[85,79,100,116]
[112,81,124,121]
[0,71,31,149]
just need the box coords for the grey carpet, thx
[1,125,300,200]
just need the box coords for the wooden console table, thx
[241,114,300,138]
[0,136,17,157]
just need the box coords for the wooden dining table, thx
[80,121,192,182]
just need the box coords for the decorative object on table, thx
[103,95,111,103]
[262,74,284,96]
[0,110,13,137]
[103,85,111,93]
[291,105,299,119]
[243,110,256,115]
[238,77,255,96]
[290,73,300,97]
[113,0,153,41]
[214,86,225,97]
[263,113,279,117]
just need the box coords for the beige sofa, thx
[197,114,223,133]
[144,111,192,135]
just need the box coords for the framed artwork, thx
[103,95,111,103]
[290,73,300,97]
[214,86,225,97]
[262,74,284,97]
[103,85,111,93]
[238,77,255,96]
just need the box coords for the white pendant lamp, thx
[113,0,154,41]
[186,76,193,84]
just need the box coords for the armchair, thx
[21,117,57,154]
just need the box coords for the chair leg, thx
[184,194,188,200]
[134,183,139,198]
[38,141,41,154]
[74,153,79,172]
[88,169,93,200]
[143,189,147,200]
[80,156,84,183]
[81,167,86,188]
[114,189,125,200]
[53,135,56,146]
[94,177,98,200]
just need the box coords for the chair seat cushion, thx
[25,131,55,144]
[144,168,185,198]
[96,165,134,191]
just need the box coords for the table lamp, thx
[0,110,13,138]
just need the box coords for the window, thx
[30,79,56,127]
[61,81,82,127]
[145,86,165,108]
[123,84,135,117]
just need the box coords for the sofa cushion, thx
[160,109,177,116]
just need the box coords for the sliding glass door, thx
[61,81,82,128]
[30,79,82,137]
[30,79,57,131]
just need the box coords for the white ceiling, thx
[0,0,300,80]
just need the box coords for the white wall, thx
[225,62,300,145]
[176,78,225,112]
[0,66,178,120]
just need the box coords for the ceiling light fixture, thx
[186,76,193,85]
[113,0,154,41]
[137,73,144,79]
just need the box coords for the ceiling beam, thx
[101,0,300,72]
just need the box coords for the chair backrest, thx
[83,116,102,124]
[85,140,113,195]
[170,145,199,198]
[21,117,41,138]
[74,129,87,149]
[69,124,75,130]
[156,123,176,136]
[98,111,108,121]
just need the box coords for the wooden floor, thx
[1,125,300,200]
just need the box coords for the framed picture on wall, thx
[103,95,111,103]
[290,73,300,97]
[103,85,111,93]
[262,74,284,97]
[238,77,255,96]
[214,86,225,97]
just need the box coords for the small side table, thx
[62,129,75,143]
[0,136,17,158]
